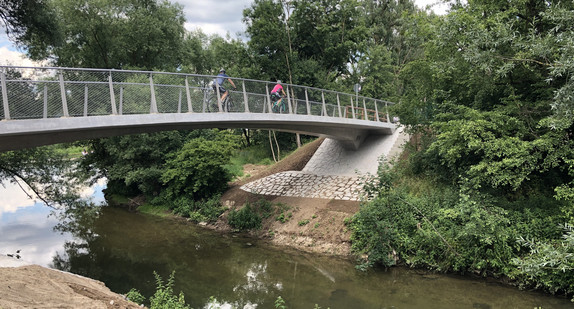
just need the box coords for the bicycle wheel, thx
[225,96,235,112]
[207,95,219,112]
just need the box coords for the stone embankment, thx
[241,126,408,201]
[241,171,367,201]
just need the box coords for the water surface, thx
[1,181,572,308]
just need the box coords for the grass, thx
[137,203,172,217]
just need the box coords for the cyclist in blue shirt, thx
[213,69,236,102]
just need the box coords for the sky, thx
[0,0,449,66]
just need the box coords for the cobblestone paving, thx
[241,129,407,201]
[240,171,370,201]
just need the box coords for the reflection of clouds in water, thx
[227,262,283,308]
[0,178,106,266]
[78,178,107,205]
[0,205,70,267]
[0,181,37,216]
[203,298,257,309]
[0,178,107,218]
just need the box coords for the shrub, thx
[228,203,262,231]
[149,271,190,309]
[227,199,275,231]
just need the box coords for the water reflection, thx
[0,179,106,266]
[1,181,573,308]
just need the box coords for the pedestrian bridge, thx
[0,66,397,152]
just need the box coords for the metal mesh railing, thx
[0,66,395,122]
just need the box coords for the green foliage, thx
[126,272,191,308]
[0,0,61,59]
[276,211,292,224]
[82,131,188,197]
[161,134,239,201]
[228,203,262,231]
[44,0,186,70]
[149,271,191,309]
[274,296,287,309]
[126,288,145,305]
[298,219,309,226]
[227,199,275,231]
[513,224,574,301]
[0,145,90,208]
[170,194,224,223]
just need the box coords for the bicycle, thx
[271,94,287,113]
[206,83,235,112]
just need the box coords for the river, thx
[1,180,572,309]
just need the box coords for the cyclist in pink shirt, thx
[271,80,286,100]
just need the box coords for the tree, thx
[81,132,189,197]
[160,134,239,201]
[397,1,574,199]
[40,0,187,70]
[244,0,368,87]
[0,0,61,59]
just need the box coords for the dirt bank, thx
[214,137,360,256]
[0,263,142,308]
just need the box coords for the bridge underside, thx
[0,113,396,152]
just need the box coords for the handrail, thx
[0,66,395,122]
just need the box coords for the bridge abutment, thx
[241,127,408,201]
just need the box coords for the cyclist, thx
[212,69,236,103]
[271,80,286,109]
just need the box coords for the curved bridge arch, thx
[0,66,397,152]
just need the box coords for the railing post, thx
[374,100,380,122]
[108,74,118,115]
[58,73,69,117]
[305,88,310,115]
[350,97,355,119]
[386,101,390,123]
[177,89,182,113]
[321,91,327,116]
[336,94,342,118]
[84,85,88,117]
[119,87,123,115]
[0,71,9,120]
[215,81,223,112]
[185,77,193,113]
[242,81,249,113]
[43,86,48,119]
[362,98,367,120]
[286,86,293,114]
[149,74,158,113]
[265,84,272,113]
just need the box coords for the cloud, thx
[177,0,250,37]
[0,181,37,217]
[414,0,452,15]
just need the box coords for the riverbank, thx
[0,256,142,308]
[0,137,359,308]
[211,137,360,257]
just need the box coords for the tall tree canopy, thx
[397,0,574,200]
[27,0,187,70]
[244,0,369,88]
[0,0,61,59]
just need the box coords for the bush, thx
[171,194,223,222]
[513,224,574,301]
[161,137,237,201]
[149,271,190,309]
[126,271,191,309]
[227,199,275,231]
[228,203,262,231]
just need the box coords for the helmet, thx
[277,80,281,84]
[219,69,225,73]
